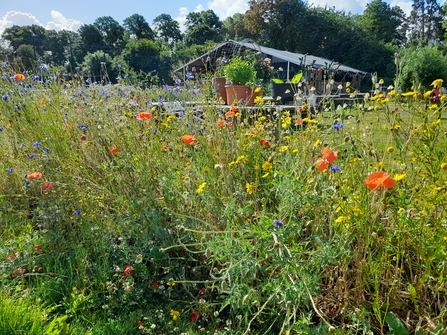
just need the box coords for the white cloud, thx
[175,0,248,31]
[207,0,249,20]
[308,0,367,14]
[0,11,43,36]
[0,10,82,36]
[390,0,413,17]
[45,10,83,32]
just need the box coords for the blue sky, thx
[0,0,434,36]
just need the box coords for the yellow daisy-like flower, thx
[246,182,253,194]
[170,310,180,321]
[424,91,432,99]
[261,172,270,178]
[334,216,348,223]
[166,115,176,122]
[401,91,415,97]
[393,124,401,130]
[314,139,320,147]
[441,163,447,170]
[229,155,247,166]
[388,90,397,97]
[387,146,394,153]
[430,79,444,88]
[166,280,176,286]
[262,161,273,170]
[254,96,264,104]
[279,146,289,152]
[196,182,207,194]
[375,161,383,170]
[432,119,441,125]
[393,173,406,181]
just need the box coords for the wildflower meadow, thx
[1,66,447,335]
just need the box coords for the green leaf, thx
[385,313,409,335]
[291,73,303,83]
[272,78,284,84]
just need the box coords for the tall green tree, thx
[221,13,250,40]
[78,24,106,61]
[184,10,222,46]
[408,0,444,46]
[44,30,67,65]
[93,16,126,56]
[122,39,160,73]
[123,14,155,40]
[1,25,46,56]
[153,14,182,44]
[359,0,407,45]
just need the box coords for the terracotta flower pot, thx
[212,77,227,104]
[225,85,263,105]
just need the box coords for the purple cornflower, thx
[33,141,42,147]
[74,209,81,215]
[333,123,344,130]
[6,168,13,174]
[2,94,8,101]
[330,165,341,172]
[273,219,284,228]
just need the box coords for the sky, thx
[0,0,436,37]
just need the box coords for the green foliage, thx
[224,56,257,85]
[400,46,447,90]
[122,39,160,74]
[385,313,409,335]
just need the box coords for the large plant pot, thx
[212,77,227,104]
[225,85,263,105]
[270,82,295,103]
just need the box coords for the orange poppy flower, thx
[41,183,53,190]
[364,171,396,190]
[225,111,235,118]
[295,118,302,125]
[232,106,238,113]
[136,111,152,120]
[260,139,270,148]
[314,146,338,172]
[109,147,121,154]
[27,172,43,179]
[181,135,198,145]
[14,74,25,81]
[217,119,226,127]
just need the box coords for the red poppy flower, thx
[181,135,198,145]
[41,183,53,191]
[364,171,396,190]
[109,147,120,154]
[123,264,134,277]
[314,146,338,172]
[80,135,87,141]
[14,74,25,81]
[136,112,152,121]
[260,139,270,148]
[27,172,43,179]
[191,311,199,322]
[136,320,143,326]
[34,245,41,253]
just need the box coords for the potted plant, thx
[270,72,303,103]
[224,56,261,105]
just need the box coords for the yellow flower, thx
[350,207,363,217]
[424,90,432,99]
[401,91,415,97]
[170,310,180,321]
[261,172,270,178]
[254,96,264,104]
[375,161,383,170]
[380,98,390,104]
[258,116,266,122]
[335,206,342,213]
[432,119,441,125]
[279,146,289,152]
[441,163,447,170]
[167,115,176,122]
[262,161,273,170]
[430,79,444,88]
[393,124,401,130]
[335,216,348,223]
[246,182,253,194]
[196,182,207,194]
[386,146,394,153]
[388,90,397,97]
[229,155,246,166]
[393,173,406,181]
[314,139,320,147]
[281,116,291,128]
[254,87,262,93]
[167,280,176,286]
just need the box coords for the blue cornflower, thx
[77,125,87,130]
[6,168,13,174]
[24,181,30,188]
[2,94,8,101]
[333,123,344,130]
[100,62,106,65]
[29,154,35,159]
[45,147,50,154]
[330,165,341,172]
[33,141,42,147]
[19,143,25,149]
[185,72,194,79]
[74,209,81,215]
[273,219,284,228]
[0,127,3,132]
[221,59,228,65]
[40,64,49,72]
[33,75,40,81]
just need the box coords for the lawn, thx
[0,70,446,335]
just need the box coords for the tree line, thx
[0,0,446,88]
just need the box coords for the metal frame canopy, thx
[174,39,368,81]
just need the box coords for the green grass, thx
[0,69,447,334]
